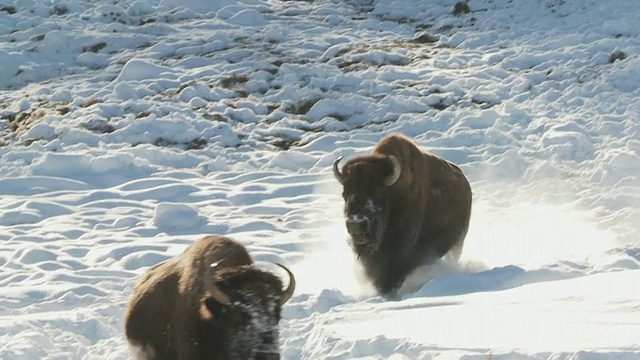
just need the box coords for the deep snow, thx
[0,0,639,359]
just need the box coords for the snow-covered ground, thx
[1,0,639,358]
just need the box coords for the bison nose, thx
[255,352,280,360]
[346,215,372,236]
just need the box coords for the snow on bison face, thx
[201,265,295,360]
[333,154,400,254]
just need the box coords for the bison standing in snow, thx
[333,133,472,295]
[124,235,295,360]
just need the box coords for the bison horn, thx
[333,156,345,185]
[204,261,232,306]
[275,263,296,306]
[383,155,401,187]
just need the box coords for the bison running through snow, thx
[333,133,472,296]
[124,235,295,360]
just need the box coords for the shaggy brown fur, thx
[334,133,472,295]
[124,235,294,360]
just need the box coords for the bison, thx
[333,133,472,296]
[124,235,295,360]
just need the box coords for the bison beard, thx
[334,133,472,296]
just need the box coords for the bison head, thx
[202,263,295,360]
[333,154,401,254]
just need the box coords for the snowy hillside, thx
[0,0,639,359]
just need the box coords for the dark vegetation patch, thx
[202,113,228,122]
[5,105,71,134]
[269,137,301,151]
[51,4,69,16]
[288,98,321,115]
[437,24,455,33]
[329,47,351,59]
[431,101,450,111]
[471,97,497,109]
[81,119,115,134]
[217,74,249,97]
[6,110,45,133]
[321,113,346,122]
[81,98,104,108]
[82,42,107,53]
[270,56,310,71]
[135,111,151,119]
[375,14,410,25]
[30,34,45,42]
[219,74,249,89]
[0,5,16,14]
[169,81,196,97]
[322,42,411,72]
[134,137,208,150]
[22,138,40,146]
[94,7,141,26]
[410,33,439,44]
[545,0,566,12]
[338,53,410,72]
[338,60,372,72]
[264,66,279,75]
[181,137,209,150]
[350,118,397,132]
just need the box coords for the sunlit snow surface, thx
[0,0,639,359]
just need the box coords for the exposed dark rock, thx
[453,2,470,16]
[609,49,627,64]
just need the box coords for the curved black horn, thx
[275,263,296,306]
[204,261,231,305]
[333,157,345,185]
[383,155,401,187]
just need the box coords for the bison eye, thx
[204,297,226,318]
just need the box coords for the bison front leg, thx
[370,268,407,298]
